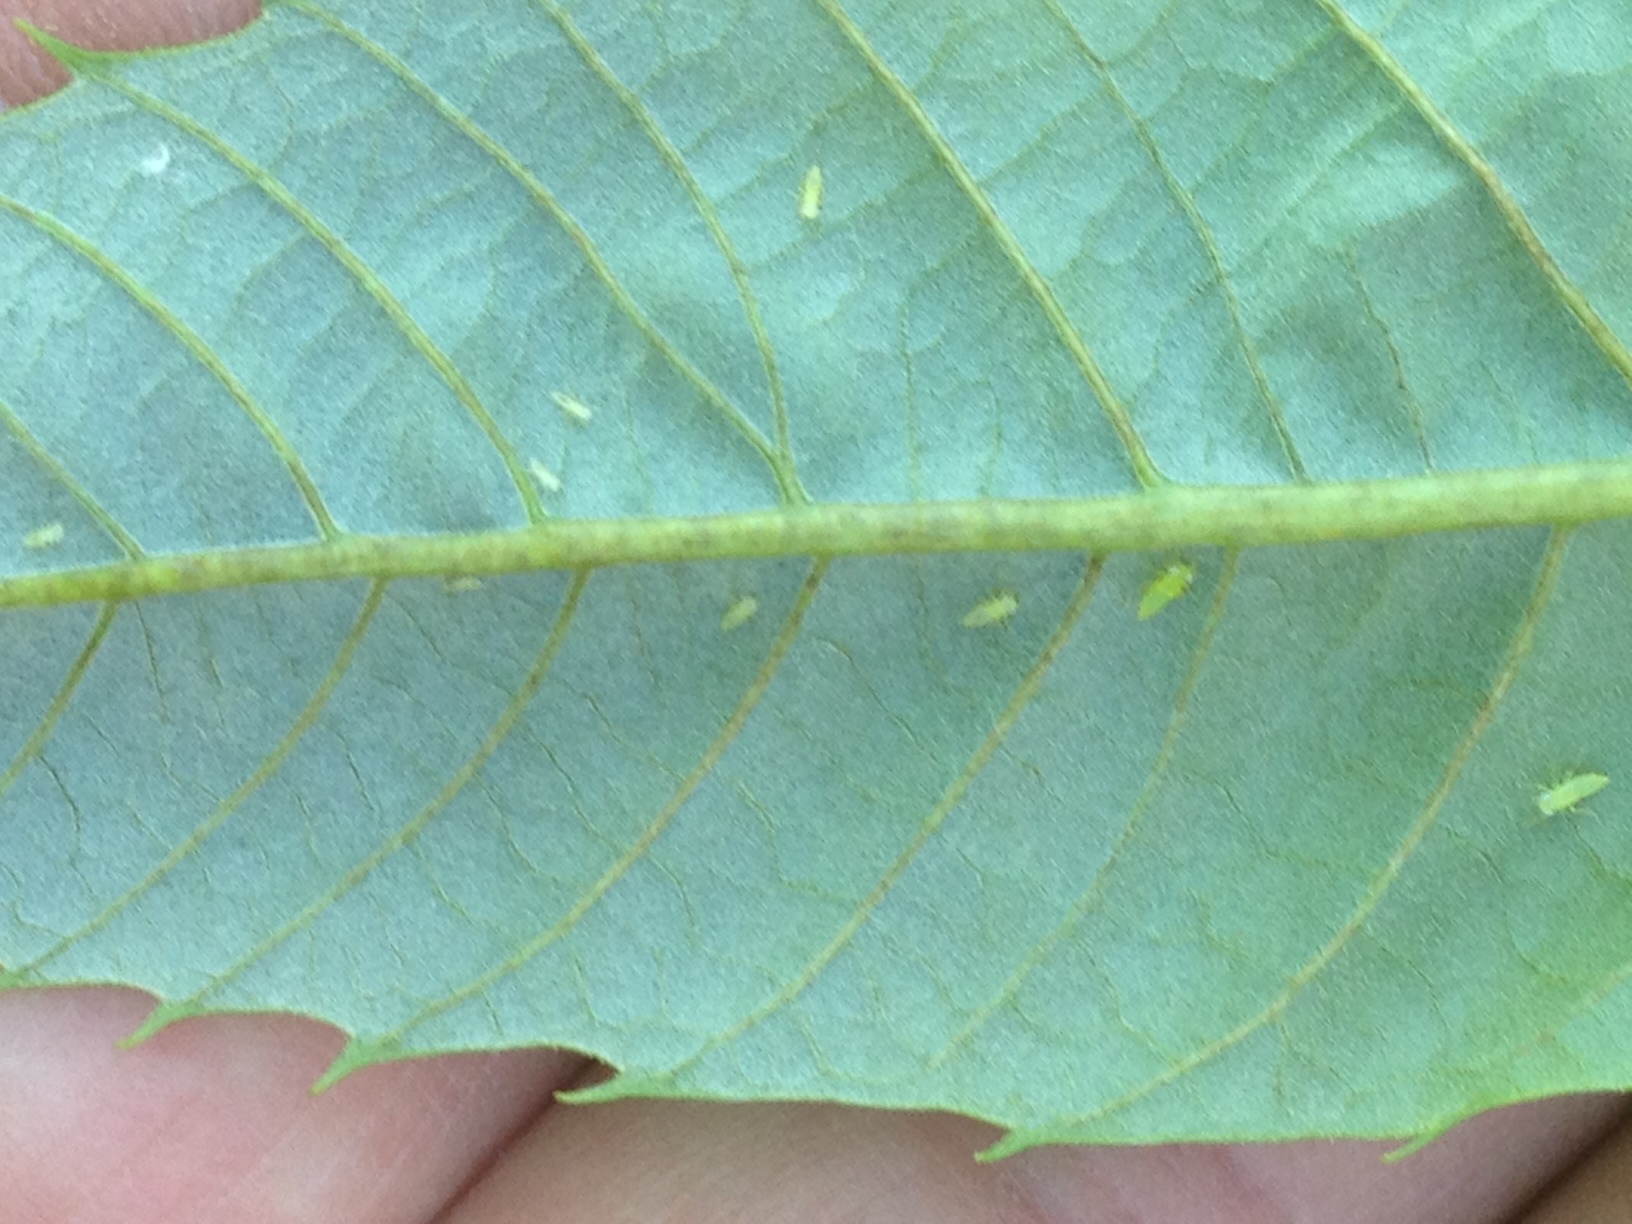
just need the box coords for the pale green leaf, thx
[3,0,1632,1157]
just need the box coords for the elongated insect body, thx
[551,391,593,425]
[22,521,64,551]
[962,590,1018,629]
[529,458,562,494]
[1138,561,1194,620]
[444,576,484,594]
[720,595,759,632]
[799,164,824,221]
[1537,771,1609,817]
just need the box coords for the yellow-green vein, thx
[532,0,804,490]
[584,554,1105,1099]
[261,0,799,503]
[5,460,1632,611]
[30,31,547,526]
[1041,1,1308,482]
[314,560,830,1090]
[0,194,337,539]
[0,396,144,557]
[984,530,1570,1158]
[812,0,1162,489]
[0,603,118,810]
[0,582,387,991]
[1311,0,1632,398]
[122,570,590,1046]
[929,551,1239,1070]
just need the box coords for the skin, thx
[0,4,1628,1219]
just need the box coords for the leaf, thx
[3,0,1632,1158]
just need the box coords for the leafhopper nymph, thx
[551,390,594,425]
[720,595,759,632]
[1536,771,1609,818]
[529,458,562,494]
[1138,561,1194,621]
[798,164,824,222]
[962,590,1018,629]
[22,521,64,551]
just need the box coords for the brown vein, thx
[0,582,388,990]
[990,529,1570,1151]
[122,571,590,1046]
[928,551,1240,1070]
[313,559,831,1087]
[811,0,1163,489]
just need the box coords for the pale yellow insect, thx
[1138,561,1194,621]
[962,590,1018,629]
[444,576,484,594]
[798,164,824,222]
[720,595,759,632]
[1536,771,1609,817]
[529,458,562,494]
[22,521,64,551]
[551,390,593,425]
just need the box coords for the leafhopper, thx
[798,164,824,221]
[1537,771,1609,817]
[720,595,759,632]
[1138,561,1194,621]
[22,521,64,551]
[529,459,562,494]
[551,390,594,425]
[962,590,1018,629]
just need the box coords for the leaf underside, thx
[2,0,1632,1157]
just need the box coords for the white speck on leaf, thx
[139,144,172,176]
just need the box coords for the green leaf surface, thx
[3,0,1632,1156]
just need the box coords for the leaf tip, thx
[974,1130,1030,1162]
[119,1000,188,1048]
[11,19,99,71]
[312,1035,398,1093]
[557,1070,669,1105]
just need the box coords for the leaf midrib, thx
[4,462,1630,608]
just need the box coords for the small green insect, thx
[529,458,562,494]
[444,576,484,594]
[962,590,1019,629]
[551,390,594,425]
[22,521,64,551]
[720,595,759,632]
[798,164,824,222]
[1536,771,1610,817]
[1138,561,1195,621]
